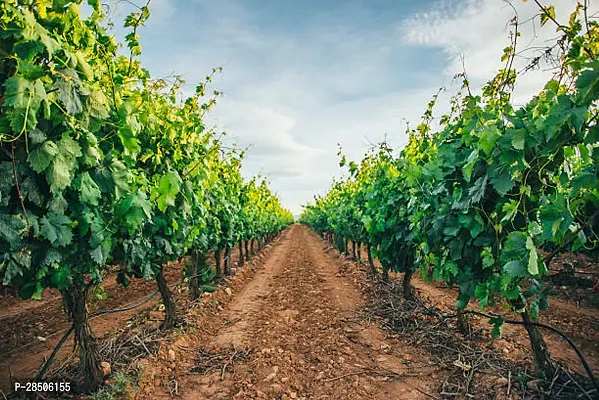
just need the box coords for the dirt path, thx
[152,225,439,399]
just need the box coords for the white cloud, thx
[400,0,598,103]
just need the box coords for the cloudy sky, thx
[106,0,591,215]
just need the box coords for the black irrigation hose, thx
[383,280,598,393]
[35,234,282,382]
[461,309,598,393]
[36,278,173,381]
[35,326,74,383]
[35,289,163,383]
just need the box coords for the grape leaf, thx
[503,260,527,278]
[526,235,539,275]
[468,176,487,205]
[0,214,27,250]
[78,172,101,206]
[116,191,152,230]
[47,137,82,192]
[576,61,599,104]
[155,171,182,212]
[39,213,73,247]
[28,141,58,173]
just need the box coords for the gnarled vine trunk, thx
[352,241,357,260]
[521,309,555,379]
[156,267,176,329]
[215,248,222,278]
[402,269,414,300]
[62,284,104,392]
[244,240,250,261]
[189,250,200,300]
[382,265,390,282]
[238,240,244,267]
[224,243,232,275]
[367,243,377,276]
[356,242,361,261]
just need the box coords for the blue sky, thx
[105,0,590,214]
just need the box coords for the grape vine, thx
[0,0,293,391]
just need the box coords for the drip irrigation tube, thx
[461,309,598,393]
[386,280,598,393]
[36,276,181,381]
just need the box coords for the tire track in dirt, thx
[182,225,439,399]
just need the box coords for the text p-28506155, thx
[14,382,71,392]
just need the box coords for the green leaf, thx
[78,172,101,206]
[200,284,218,293]
[511,129,526,150]
[481,247,494,269]
[87,89,109,119]
[90,238,111,265]
[468,176,487,204]
[585,125,599,145]
[488,167,514,195]
[501,200,518,223]
[48,193,68,213]
[539,202,572,241]
[28,141,58,173]
[116,191,152,230]
[576,61,599,104]
[3,75,33,108]
[55,69,86,115]
[58,137,83,159]
[478,126,500,155]
[110,160,130,198]
[526,236,539,275]
[50,265,72,290]
[48,154,74,192]
[503,260,527,278]
[446,260,458,277]
[1,251,30,285]
[21,175,44,207]
[474,283,488,310]
[502,231,528,261]
[0,214,27,250]
[455,296,469,310]
[14,41,45,61]
[443,226,460,237]
[28,128,46,145]
[489,316,503,338]
[540,5,555,26]
[39,248,62,267]
[529,299,540,319]
[154,171,182,212]
[47,137,82,192]
[82,136,102,167]
[462,149,478,182]
[39,213,73,247]
[88,0,101,11]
